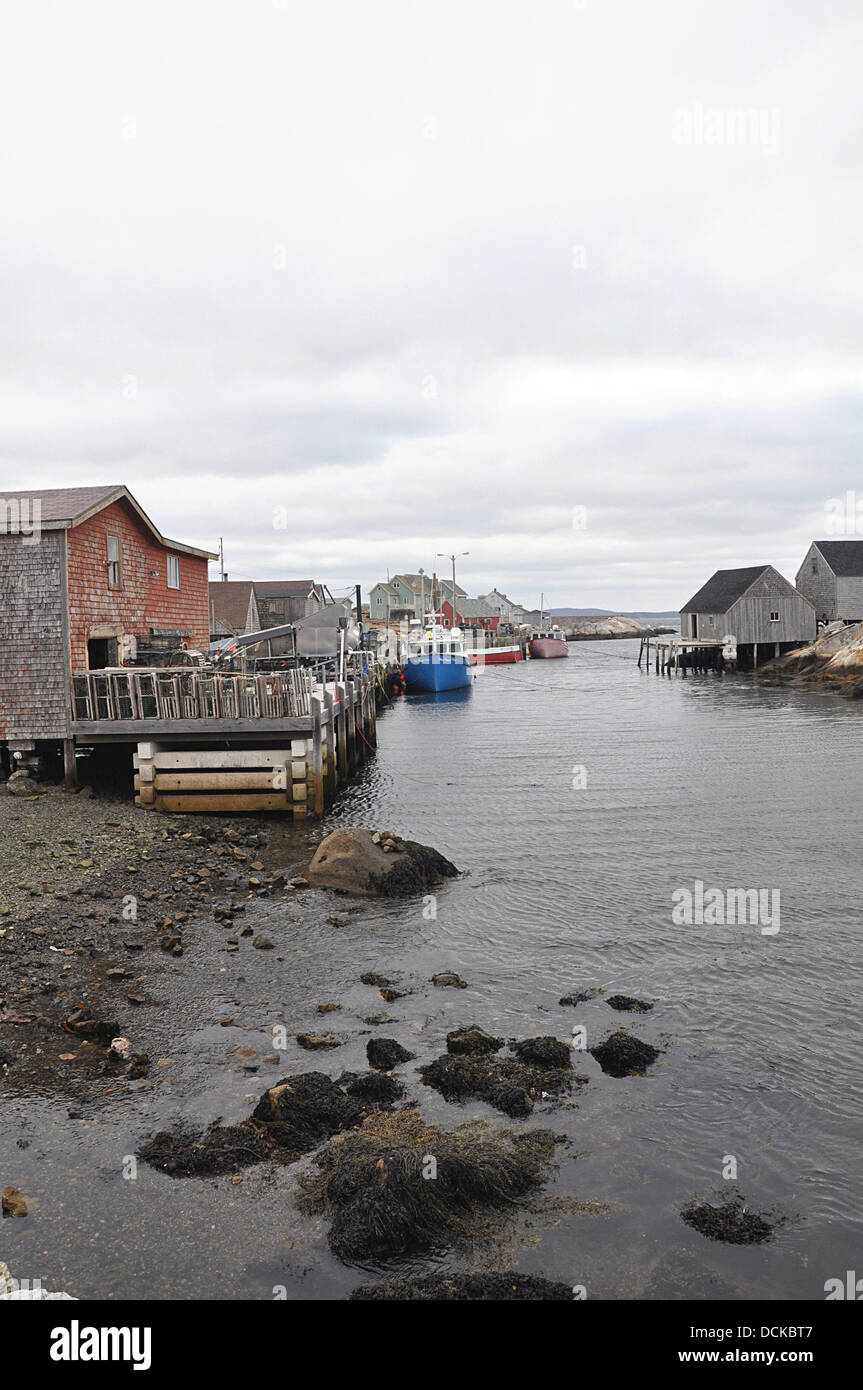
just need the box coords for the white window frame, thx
[769,610,779,622]
[106,535,122,590]
[167,554,180,589]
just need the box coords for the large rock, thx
[5,770,42,798]
[306,828,458,898]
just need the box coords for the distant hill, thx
[549,608,679,622]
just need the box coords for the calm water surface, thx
[2,639,861,1299]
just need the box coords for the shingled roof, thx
[208,580,255,634]
[681,565,775,614]
[811,540,863,576]
[0,485,216,559]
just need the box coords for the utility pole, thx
[438,551,469,625]
[219,537,226,581]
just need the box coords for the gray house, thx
[795,541,863,623]
[680,565,815,662]
[369,582,413,624]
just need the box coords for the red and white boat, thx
[467,644,524,665]
[528,626,568,659]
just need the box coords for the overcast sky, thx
[2,0,861,609]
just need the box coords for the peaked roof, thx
[253,580,319,598]
[208,580,255,632]
[1,485,216,559]
[681,565,775,614]
[811,540,863,576]
[451,597,496,618]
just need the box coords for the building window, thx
[167,554,180,589]
[811,559,818,574]
[769,611,779,622]
[106,535,122,589]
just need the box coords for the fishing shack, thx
[679,564,815,668]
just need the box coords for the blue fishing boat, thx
[403,622,472,692]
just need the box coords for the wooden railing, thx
[71,667,314,723]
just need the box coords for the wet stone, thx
[606,995,653,1013]
[589,1031,660,1078]
[681,1196,775,1245]
[366,1037,415,1071]
[446,1025,503,1057]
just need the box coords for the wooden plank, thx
[72,716,315,737]
[153,771,288,791]
[149,749,294,770]
[152,793,292,812]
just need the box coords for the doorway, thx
[87,637,119,668]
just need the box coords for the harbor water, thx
[2,638,861,1299]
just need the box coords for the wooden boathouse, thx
[678,565,815,668]
[639,564,816,674]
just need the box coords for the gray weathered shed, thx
[795,540,863,623]
[680,565,815,648]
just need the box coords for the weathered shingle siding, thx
[0,531,70,739]
[835,577,863,621]
[795,544,837,620]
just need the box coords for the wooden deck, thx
[638,635,730,674]
[68,663,378,813]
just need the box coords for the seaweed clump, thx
[298,1110,558,1262]
[421,1033,583,1118]
[681,1196,775,1245]
[342,1071,404,1104]
[138,1072,377,1178]
[606,995,653,1013]
[366,1037,415,1071]
[348,1271,574,1300]
[589,1031,660,1078]
[138,1123,272,1177]
[446,1025,503,1056]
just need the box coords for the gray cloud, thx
[1,0,861,608]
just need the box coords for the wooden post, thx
[346,679,357,774]
[323,688,336,803]
[63,739,77,789]
[336,695,348,784]
[367,673,377,747]
[311,697,324,817]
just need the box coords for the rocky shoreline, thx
[560,616,676,641]
[763,620,863,697]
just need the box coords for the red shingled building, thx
[0,485,215,757]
